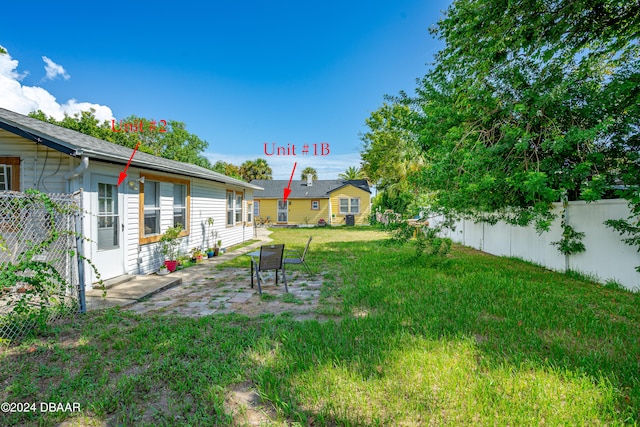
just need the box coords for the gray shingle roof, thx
[251,179,370,198]
[0,107,261,190]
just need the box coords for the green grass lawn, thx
[1,227,638,426]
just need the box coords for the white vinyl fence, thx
[434,199,640,292]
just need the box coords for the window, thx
[339,198,360,214]
[254,201,260,217]
[235,193,243,223]
[311,200,320,210]
[339,198,349,214]
[227,191,234,226]
[247,202,253,224]
[0,165,12,191]
[173,184,186,229]
[350,198,360,214]
[0,157,20,191]
[139,173,190,244]
[226,191,244,226]
[143,181,160,236]
[97,183,119,250]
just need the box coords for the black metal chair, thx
[284,236,312,275]
[250,244,287,294]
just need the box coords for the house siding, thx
[255,198,330,225]
[126,184,142,275]
[255,198,279,224]
[329,185,371,225]
[0,129,71,193]
[131,172,255,275]
[254,185,371,226]
[1,113,259,290]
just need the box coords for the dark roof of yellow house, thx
[251,179,370,199]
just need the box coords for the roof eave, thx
[84,150,263,190]
[0,120,82,156]
[0,115,262,191]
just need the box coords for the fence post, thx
[562,194,570,273]
[74,189,87,314]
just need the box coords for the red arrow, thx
[283,162,297,202]
[117,140,140,186]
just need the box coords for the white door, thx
[91,175,125,282]
[277,200,288,223]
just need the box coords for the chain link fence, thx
[0,190,82,343]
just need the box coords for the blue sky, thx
[0,0,450,179]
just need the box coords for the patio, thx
[86,228,334,320]
[126,267,327,320]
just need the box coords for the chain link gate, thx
[0,190,85,343]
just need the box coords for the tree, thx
[300,167,318,181]
[360,102,424,216]
[212,161,242,180]
[29,110,213,170]
[240,158,273,181]
[339,166,365,181]
[399,0,639,230]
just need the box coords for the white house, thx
[0,107,262,289]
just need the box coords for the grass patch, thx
[1,227,638,425]
[279,293,303,305]
[260,293,277,302]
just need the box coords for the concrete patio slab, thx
[85,229,272,312]
[83,228,340,322]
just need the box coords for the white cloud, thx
[206,151,362,180]
[0,46,114,122]
[42,56,70,80]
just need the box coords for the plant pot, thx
[164,260,178,272]
[207,251,215,258]
[157,268,170,276]
[214,248,219,256]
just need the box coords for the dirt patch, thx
[225,381,279,426]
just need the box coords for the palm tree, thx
[240,158,273,181]
[252,158,273,180]
[301,166,318,181]
[339,166,364,180]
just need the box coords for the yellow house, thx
[251,177,371,226]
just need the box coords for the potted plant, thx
[160,224,183,272]
[157,264,170,276]
[207,218,219,256]
[215,239,222,256]
[190,247,204,263]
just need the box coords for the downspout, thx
[33,143,38,188]
[65,157,89,306]
[74,189,87,313]
[64,155,89,181]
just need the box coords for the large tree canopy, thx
[212,161,242,180]
[363,0,640,231]
[29,110,214,170]
[360,102,424,215]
